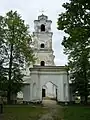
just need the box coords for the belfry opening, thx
[41,61,45,66]
[41,43,45,48]
[41,24,45,31]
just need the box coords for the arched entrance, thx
[42,81,57,101]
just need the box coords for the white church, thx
[21,14,70,103]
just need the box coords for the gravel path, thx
[39,100,63,120]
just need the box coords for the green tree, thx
[57,0,90,103]
[0,10,35,104]
[0,16,8,94]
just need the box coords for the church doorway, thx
[42,81,57,101]
[42,85,47,98]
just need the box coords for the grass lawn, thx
[2,104,90,120]
[3,105,49,120]
[62,105,90,120]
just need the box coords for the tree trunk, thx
[7,90,11,104]
[84,71,88,104]
[81,96,84,104]
[82,57,88,104]
[85,95,88,104]
[7,44,13,104]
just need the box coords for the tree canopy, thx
[57,0,90,103]
[0,10,35,104]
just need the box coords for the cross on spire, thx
[40,9,45,15]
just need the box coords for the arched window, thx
[41,61,45,66]
[41,43,45,48]
[41,24,45,31]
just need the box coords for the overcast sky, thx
[0,0,69,66]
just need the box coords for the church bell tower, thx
[32,14,55,66]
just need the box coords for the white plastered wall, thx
[26,67,70,102]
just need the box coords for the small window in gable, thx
[41,24,45,31]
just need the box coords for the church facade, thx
[22,14,70,103]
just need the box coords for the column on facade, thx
[59,75,65,102]
[30,83,32,101]
[63,74,70,102]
